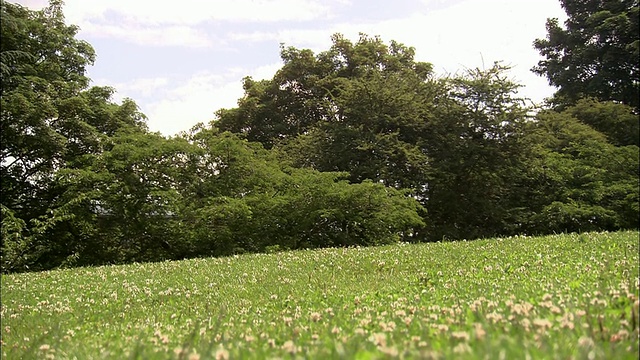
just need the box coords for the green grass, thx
[1,231,638,359]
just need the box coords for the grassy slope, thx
[1,231,639,359]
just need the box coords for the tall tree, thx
[532,0,639,110]
[178,125,425,255]
[519,106,639,233]
[422,64,534,240]
[216,34,538,241]
[565,98,639,146]
[1,1,147,272]
[219,34,436,192]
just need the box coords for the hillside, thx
[1,231,638,359]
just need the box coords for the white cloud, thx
[63,0,336,26]
[61,0,339,48]
[229,0,566,103]
[13,0,48,8]
[13,0,345,47]
[102,77,170,99]
[230,28,333,50]
[127,63,283,136]
[80,22,216,48]
[13,0,567,135]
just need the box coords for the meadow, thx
[1,231,638,359]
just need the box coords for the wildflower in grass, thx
[267,339,276,348]
[619,319,629,328]
[533,318,553,332]
[174,347,187,357]
[370,332,387,346]
[282,340,297,354]
[473,323,486,340]
[39,344,50,351]
[379,345,398,357]
[610,329,629,342]
[403,317,412,326]
[470,299,483,312]
[215,346,229,360]
[453,342,471,354]
[511,302,533,316]
[331,326,341,334]
[325,307,334,316]
[189,352,200,360]
[451,331,470,342]
[310,312,322,322]
[435,324,449,332]
[380,321,396,332]
[578,336,595,349]
[485,312,504,324]
[590,298,607,306]
[355,328,367,336]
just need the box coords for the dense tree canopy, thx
[533,0,639,110]
[1,0,148,271]
[1,0,638,273]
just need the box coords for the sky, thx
[14,0,568,137]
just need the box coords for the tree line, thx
[1,0,638,273]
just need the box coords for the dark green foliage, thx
[566,98,639,146]
[0,1,148,272]
[421,64,534,240]
[1,1,638,273]
[215,31,639,242]
[178,126,425,257]
[533,0,639,110]
[517,107,639,233]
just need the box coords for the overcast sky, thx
[14,0,567,136]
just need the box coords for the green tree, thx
[565,98,639,146]
[422,64,534,240]
[533,0,639,110]
[60,132,191,265]
[0,1,147,272]
[519,107,639,234]
[219,34,436,191]
[217,35,539,241]
[179,125,425,255]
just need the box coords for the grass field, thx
[1,231,638,359]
